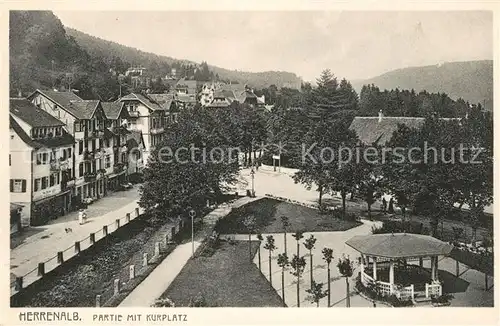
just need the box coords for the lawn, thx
[215,198,361,234]
[160,240,284,307]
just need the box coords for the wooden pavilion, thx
[346,233,453,301]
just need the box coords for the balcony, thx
[88,130,105,139]
[50,160,60,172]
[128,111,140,118]
[113,162,126,174]
[83,151,94,161]
[150,127,165,134]
[84,172,97,182]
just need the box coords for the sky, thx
[54,11,493,82]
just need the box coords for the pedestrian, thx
[382,197,387,214]
[388,198,395,214]
[78,209,85,225]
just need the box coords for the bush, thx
[151,297,175,307]
[387,295,413,307]
[431,293,453,304]
[188,293,210,307]
[372,220,423,235]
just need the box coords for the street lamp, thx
[189,209,196,257]
[250,168,255,197]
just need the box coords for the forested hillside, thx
[65,28,303,89]
[352,61,493,111]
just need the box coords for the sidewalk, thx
[119,198,248,307]
[10,187,141,285]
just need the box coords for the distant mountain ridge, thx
[65,27,303,89]
[352,60,493,111]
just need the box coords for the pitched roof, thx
[68,100,100,119]
[29,89,88,119]
[176,94,197,103]
[119,93,164,111]
[10,115,75,149]
[175,77,198,90]
[101,101,125,120]
[10,98,65,127]
[349,117,426,145]
[346,233,453,258]
[127,130,144,151]
[147,93,173,110]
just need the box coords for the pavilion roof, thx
[345,233,453,258]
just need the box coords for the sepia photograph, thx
[6,6,494,316]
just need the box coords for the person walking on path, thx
[78,209,87,225]
[388,198,394,214]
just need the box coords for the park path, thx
[10,187,142,292]
[119,197,255,307]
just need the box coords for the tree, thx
[358,165,384,220]
[257,233,263,271]
[337,255,354,307]
[292,231,304,257]
[306,281,328,307]
[277,253,290,305]
[303,234,317,289]
[290,254,306,307]
[139,106,240,220]
[264,235,277,286]
[321,247,334,307]
[280,215,290,255]
[243,215,256,261]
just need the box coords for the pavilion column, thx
[389,260,395,285]
[372,257,377,280]
[419,257,423,267]
[431,256,437,281]
[434,256,439,281]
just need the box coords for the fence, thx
[425,282,442,298]
[10,206,144,297]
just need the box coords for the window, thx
[75,121,82,132]
[50,174,55,187]
[50,150,56,162]
[42,153,48,164]
[36,154,42,165]
[68,148,72,158]
[55,127,61,136]
[92,139,96,151]
[61,149,67,161]
[105,155,111,168]
[34,178,40,191]
[79,163,84,177]
[79,141,83,155]
[10,179,26,193]
[9,154,11,166]
[41,177,48,190]
[99,139,103,149]
[56,173,60,184]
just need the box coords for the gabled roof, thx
[346,233,453,258]
[101,101,126,120]
[147,93,173,110]
[349,116,460,145]
[127,130,145,151]
[29,89,87,119]
[10,116,41,149]
[175,77,198,90]
[10,98,65,127]
[119,93,164,111]
[9,116,74,148]
[175,94,197,103]
[349,117,426,145]
[68,100,100,119]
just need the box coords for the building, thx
[10,98,75,226]
[28,90,110,203]
[175,77,198,95]
[126,130,146,181]
[101,101,131,190]
[125,67,147,77]
[349,111,458,146]
[118,93,168,163]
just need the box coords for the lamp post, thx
[189,209,196,257]
[250,168,255,197]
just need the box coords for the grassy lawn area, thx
[160,240,284,307]
[215,198,361,234]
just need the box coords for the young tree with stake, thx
[290,254,307,307]
[277,252,289,305]
[264,235,277,286]
[303,234,317,289]
[306,281,328,307]
[257,233,263,271]
[337,255,354,307]
[242,215,256,262]
[321,247,334,307]
[280,215,290,255]
[292,231,304,257]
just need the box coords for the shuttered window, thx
[10,179,26,193]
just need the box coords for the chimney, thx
[378,110,383,122]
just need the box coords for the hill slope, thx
[352,61,493,111]
[65,27,303,89]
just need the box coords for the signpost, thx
[189,209,196,257]
[250,168,255,197]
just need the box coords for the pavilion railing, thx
[425,282,442,298]
[361,270,415,300]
